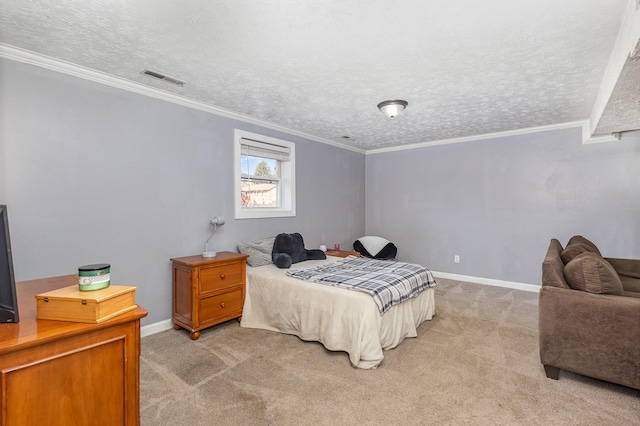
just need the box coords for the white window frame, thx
[234,129,296,219]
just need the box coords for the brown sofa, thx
[539,236,640,390]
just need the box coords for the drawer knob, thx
[220,302,225,308]
[220,274,225,280]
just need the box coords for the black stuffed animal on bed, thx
[272,232,326,269]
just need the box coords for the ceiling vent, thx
[141,69,185,87]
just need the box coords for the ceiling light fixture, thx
[377,100,408,118]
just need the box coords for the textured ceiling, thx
[0,0,635,150]
[594,50,640,135]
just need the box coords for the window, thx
[234,130,295,219]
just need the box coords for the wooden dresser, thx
[171,251,249,340]
[0,275,148,426]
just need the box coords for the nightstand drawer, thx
[200,263,243,293]
[199,289,243,323]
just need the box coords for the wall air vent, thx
[141,69,185,87]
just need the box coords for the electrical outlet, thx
[454,255,460,263]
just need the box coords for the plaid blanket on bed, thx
[286,256,436,314]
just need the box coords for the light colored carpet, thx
[140,279,640,425]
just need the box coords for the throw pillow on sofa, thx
[563,252,624,295]
[560,243,590,264]
[567,235,602,257]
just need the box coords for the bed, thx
[240,256,436,369]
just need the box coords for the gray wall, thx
[365,128,640,285]
[3,55,639,326]
[0,58,366,325]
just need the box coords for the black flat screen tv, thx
[0,205,19,323]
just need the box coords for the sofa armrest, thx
[539,285,640,389]
[605,257,640,279]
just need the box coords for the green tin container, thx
[78,264,111,291]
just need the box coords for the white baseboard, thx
[141,318,174,338]
[431,271,541,293]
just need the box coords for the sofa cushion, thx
[605,257,640,279]
[563,252,624,295]
[567,235,602,257]
[620,275,640,293]
[560,243,590,264]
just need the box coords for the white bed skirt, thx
[240,259,436,369]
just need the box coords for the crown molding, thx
[366,120,591,155]
[584,133,622,144]
[1,43,620,156]
[0,43,365,155]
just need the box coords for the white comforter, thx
[240,258,436,369]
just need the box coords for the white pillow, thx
[357,236,391,257]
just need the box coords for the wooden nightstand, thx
[171,251,249,340]
[325,249,360,258]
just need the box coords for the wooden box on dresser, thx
[171,251,249,340]
[0,275,148,426]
